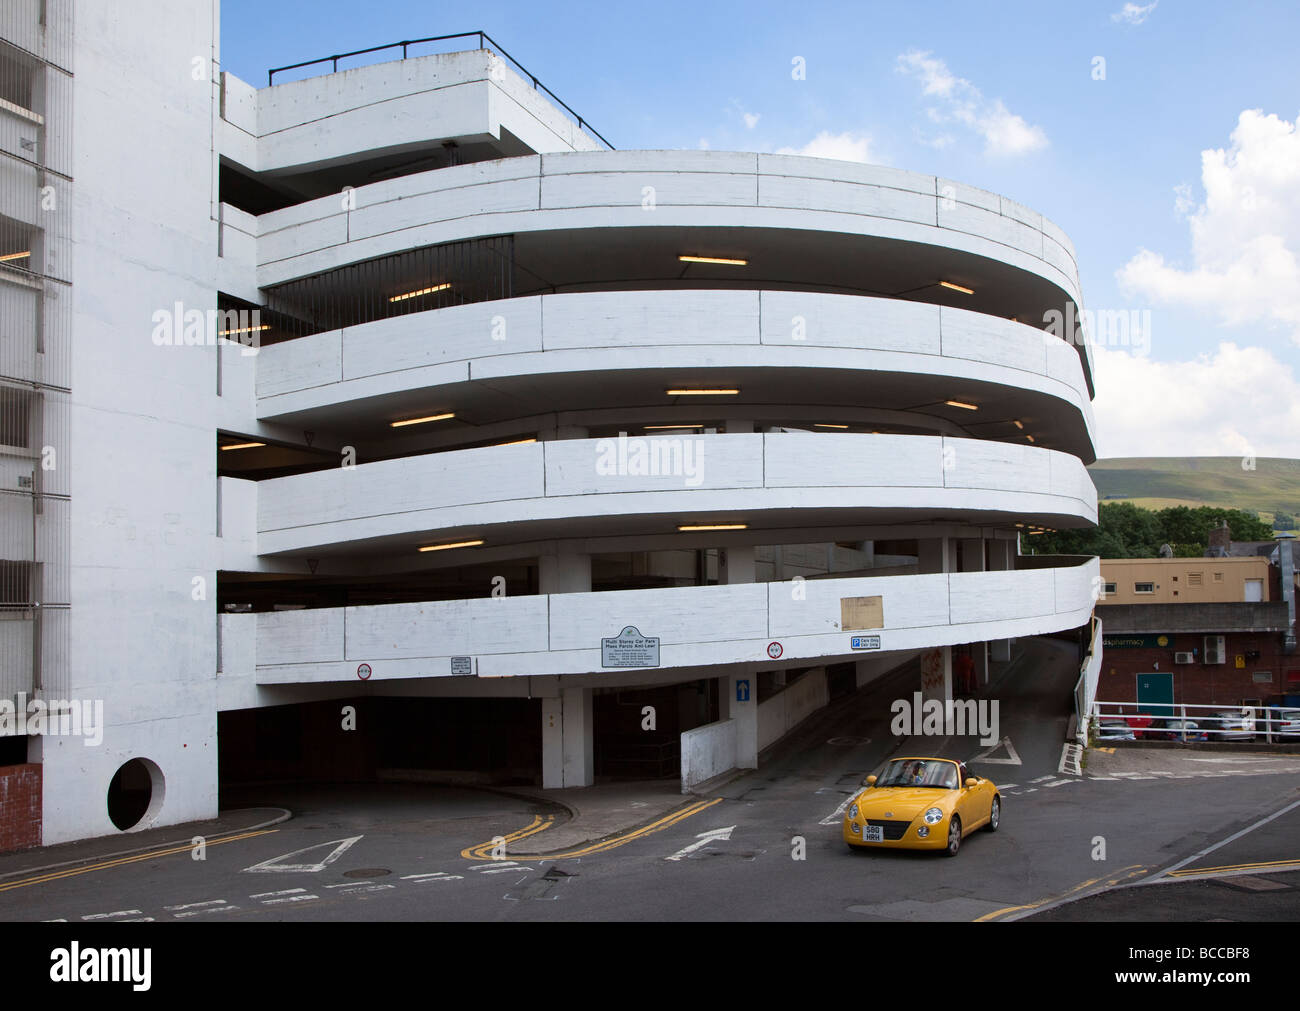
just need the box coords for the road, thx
[5,638,1299,922]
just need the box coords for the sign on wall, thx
[450,656,472,675]
[1102,634,1172,649]
[851,635,881,651]
[841,595,884,631]
[601,626,661,668]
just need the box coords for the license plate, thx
[862,825,884,842]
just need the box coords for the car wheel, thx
[945,816,962,857]
[985,796,1000,832]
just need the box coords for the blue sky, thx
[220,1,1300,459]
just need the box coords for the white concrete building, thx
[0,3,1098,847]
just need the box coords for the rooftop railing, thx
[266,30,614,150]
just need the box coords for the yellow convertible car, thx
[843,757,1000,857]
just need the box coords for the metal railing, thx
[266,31,614,150]
[1092,699,1300,744]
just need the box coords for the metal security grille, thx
[261,235,515,345]
[0,0,71,702]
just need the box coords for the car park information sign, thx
[601,626,661,668]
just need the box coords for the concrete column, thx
[988,538,1013,571]
[959,538,985,573]
[555,424,589,440]
[973,641,990,686]
[541,697,564,788]
[921,645,953,703]
[727,672,758,769]
[991,639,1012,662]
[918,537,952,574]
[546,684,593,788]
[724,419,754,433]
[719,545,756,584]
[539,550,591,594]
[859,541,875,567]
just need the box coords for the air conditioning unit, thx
[1203,635,1226,665]
[1174,652,1195,664]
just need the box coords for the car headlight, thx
[923,807,944,825]
[849,804,858,820]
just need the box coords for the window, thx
[1214,572,1224,582]
[1187,572,1202,586]
[1135,582,1155,593]
[1103,582,1117,595]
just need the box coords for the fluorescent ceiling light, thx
[390,412,455,428]
[389,283,451,303]
[220,441,266,451]
[945,400,978,411]
[679,255,748,266]
[219,324,271,336]
[939,281,975,295]
[493,437,537,446]
[1012,419,1025,430]
[666,388,739,396]
[1025,434,1036,443]
[419,539,485,552]
[0,251,31,262]
[645,423,704,430]
[815,423,849,429]
[678,524,748,532]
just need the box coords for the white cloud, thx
[1117,110,1300,345]
[1092,342,1300,458]
[896,50,1048,157]
[775,131,878,163]
[1111,2,1158,25]
[698,137,710,150]
[743,112,760,130]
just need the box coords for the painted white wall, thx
[757,668,829,751]
[254,290,1095,455]
[251,434,1097,555]
[680,718,737,792]
[227,559,1099,691]
[48,0,222,844]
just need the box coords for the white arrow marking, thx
[242,835,363,874]
[665,825,735,862]
[819,795,854,826]
[972,737,1021,765]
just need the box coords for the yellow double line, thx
[974,863,1147,921]
[462,797,723,862]
[0,828,279,893]
[1166,857,1300,879]
[460,815,556,860]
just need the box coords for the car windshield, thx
[873,759,959,790]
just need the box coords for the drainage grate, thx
[342,868,391,878]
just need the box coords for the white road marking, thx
[242,835,363,874]
[972,737,1022,765]
[1058,743,1083,776]
[476,866,532,875]
[1030,775,1055,784]
[1155,796,1300,880]
[666,825,735,862]
[249,888,307,899]
[1042,778,1075,788]
[260,893,319,905]
[81,910,142,920]
[819,794,854,826]
[332,884,394,895]
[174,905,241,918]
[41,919,67,923]
[401,872,463,882]
[997,784,1018,791]
[470,861,521,871]
[165,899,227,912]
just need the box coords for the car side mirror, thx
[963,777,978,787]
[863,775,877,787]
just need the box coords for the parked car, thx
[1096,719,1136,741]
[1212,710,1256,741]
[1149,718,1209,742]
[1261,709,1300,737]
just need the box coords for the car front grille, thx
[864,819,912,841]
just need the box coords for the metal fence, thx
[261,235,515,344]
[1091,699,1300,744]
[266,31,614,150]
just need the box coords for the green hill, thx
[1088,457,1300,527]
